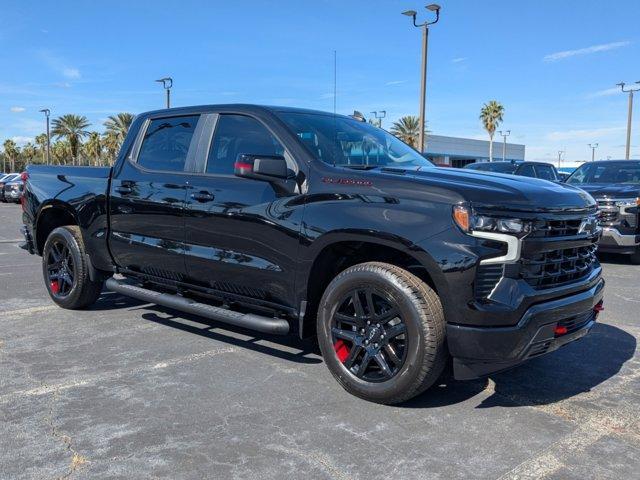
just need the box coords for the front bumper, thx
[448,278,605,380]
[598,227,640,254]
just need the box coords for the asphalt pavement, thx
[0,202,638,479]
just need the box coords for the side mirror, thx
[234,154,289,181]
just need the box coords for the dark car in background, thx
[0,173,21,202]
[465,161,560,182]
[566,160,640,263]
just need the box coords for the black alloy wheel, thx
[45,239,75,297]
[331,287,407,382]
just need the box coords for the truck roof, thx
[139,104,350,119]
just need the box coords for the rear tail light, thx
[20,171,29,182]
[554,325,568,336]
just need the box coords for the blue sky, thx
[1,0,639,163]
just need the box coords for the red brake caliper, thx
[334,339,351,363]
[50,280,60,294]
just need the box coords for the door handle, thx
[191,191,215,202]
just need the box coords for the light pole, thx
[557,150,565,169]
[617,81,640,160]
[402,4,441,153]
[156,77,173,108]
[39,108,51,165]
[370,111,386,128]
[498,130,510,161]
[588,143,599,162]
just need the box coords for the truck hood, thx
[385,167,596,212]
[571,183,640,199]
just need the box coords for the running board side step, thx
[105,278,290,335]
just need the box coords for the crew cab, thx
[566,160,640,263]
[20,105,604,404]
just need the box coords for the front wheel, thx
[317,262,447,404]
[42,226,104,309]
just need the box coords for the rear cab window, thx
[136,115,200,172]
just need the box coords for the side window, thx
[535,165,556,180]
[518,164,536,178]
[136,115,199,172]
[207,115,284,175]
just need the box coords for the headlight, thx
[453,205,527,235]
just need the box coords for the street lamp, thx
[156,77,173,108]
[588,143,599,162]
[557,150,565,169]
[39,108,51,165]
[370,110,386,128]
[402,4,441,153]
[498,130,511,161]
[617,81,640,160]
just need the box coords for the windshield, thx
[277,112,434,169]
[567,162,640,185]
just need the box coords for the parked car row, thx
[0,173,24,203]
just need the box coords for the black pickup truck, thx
[566,160,640,263]
[21,105,604,404]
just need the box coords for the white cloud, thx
[11,136,34,146]
[587,87,621,98]
[451,57,467,63]
[543,41,630,62]
[385,80,406,86]
[62,67,80,79]
[546,126,625,141]
[10,106,26,112]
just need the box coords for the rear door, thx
[108,113,201,282]
[181,113,306,310]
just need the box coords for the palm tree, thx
[84,132,103,166]
[104,113,134,144]
[390,116,421,148]
[479,101,505,162]
[3,139,19,172]
[22,142,37,166]
[51,114,91,165]
[51,140,72,165]
[35,134,48,163]
[102,131,120,165]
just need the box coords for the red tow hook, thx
[593,300,604,313]
[334,339,351,363]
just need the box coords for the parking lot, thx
[0,202,638,479]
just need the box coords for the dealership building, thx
[423,134,526,168]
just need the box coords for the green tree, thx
[390,116,422,149]
[102,131,120,165]
[479,100,505,162]
[35,133,48,164]
[104,113,134,144]
[22,142,38,168]
[2,139,20,172]
[84,132,103,166]
[51,114,91,165]
[51,140,72,165]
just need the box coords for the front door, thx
[182,113,306,310]
[108,114,200,282]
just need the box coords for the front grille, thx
[474,264,504,298]
[520,243,597,289]
[597,200,619,224]
[529,218,582,238]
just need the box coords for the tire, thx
[630,248,640,265]
[42,226,104,309]
[317,261,447,404]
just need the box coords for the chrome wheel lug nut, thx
[376,323,380,327]
[364,340,369,345]
[366,320,371,325]
[374,343,379,348]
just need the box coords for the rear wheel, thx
[42,226,103,309]
[317,262,447,404]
